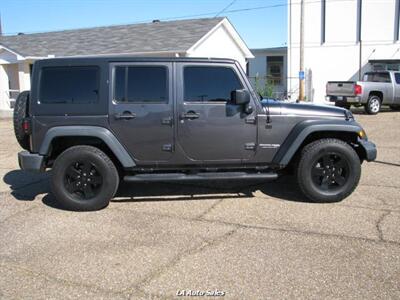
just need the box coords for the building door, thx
[176,63,257,162]
[109,63,174,163]
[267,56,284,98]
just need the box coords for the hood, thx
[261,99,352,119]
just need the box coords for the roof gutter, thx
[54,50,186,59]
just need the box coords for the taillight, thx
[354,84,362,95]
[22,118,31,134]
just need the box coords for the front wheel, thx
[51,145,119,211]
[297,139,361,203]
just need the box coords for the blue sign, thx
[299,71,305,80]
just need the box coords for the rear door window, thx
[113,66,168,103]
[39,66,99,104]
[394,73,400,84]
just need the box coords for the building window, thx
[267,56,283,85]
[321,0,326,44]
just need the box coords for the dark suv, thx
[14,57,376,211]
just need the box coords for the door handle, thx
[114,111,136,120]
[180,111,200,120]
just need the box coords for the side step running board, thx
[124,171,278,182]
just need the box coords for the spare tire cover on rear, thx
[13,91,30,151]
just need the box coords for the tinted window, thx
[113,66,168,103]
[395,73,400,84]
[114,66,126,102]
[40,66,99,104]
[184,66,242,102]
[363,72,391,83]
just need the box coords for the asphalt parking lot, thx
[1,108,399,299]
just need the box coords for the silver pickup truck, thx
[326,71,400,114]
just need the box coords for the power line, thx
[0,0,362,36]
[215,0,237,17]
[0,1,287,35]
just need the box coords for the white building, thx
[288,0,400,103]
[248,47,288,99]
[0,17,253,112]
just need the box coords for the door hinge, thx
[245,116,256,124]
[245,143,256,150]
[162,144,173,152]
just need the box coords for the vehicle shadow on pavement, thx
[3,169,312,211]
[351,107,395,114]
[3,170,50,201]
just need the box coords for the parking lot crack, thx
[129,228,238,294]
[133,209,400,247]
[0,260,130,298]
[196,199,224,219]
[376,210,391,241]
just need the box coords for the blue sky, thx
[0,0,287,49]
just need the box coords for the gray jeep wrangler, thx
[15,57,377,211]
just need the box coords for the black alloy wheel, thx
[51,145,119,211]
[64,161,103,200]
[311,153,349,192]
[297,138,361,203]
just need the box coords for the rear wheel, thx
[364,95,381,115]
[13,91,30,150]
[51,145,119,211]
[297,139,361,203]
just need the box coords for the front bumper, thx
[358,139,377,162]
[18,151,45,172]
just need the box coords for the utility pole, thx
[298,0,305,102]
[0,13,2,36]
[357,0,363,80]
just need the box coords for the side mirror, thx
[231,89,250,105]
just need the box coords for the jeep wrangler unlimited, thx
[15,57,376,211]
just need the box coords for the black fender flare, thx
[272,119,363,166]
[39,126,136,167]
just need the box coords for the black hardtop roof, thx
[35,56,238,66]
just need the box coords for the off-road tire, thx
[297,138,361,203]
[13,91,30,150]
[364,95,381,115]
[51,145,119,211]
